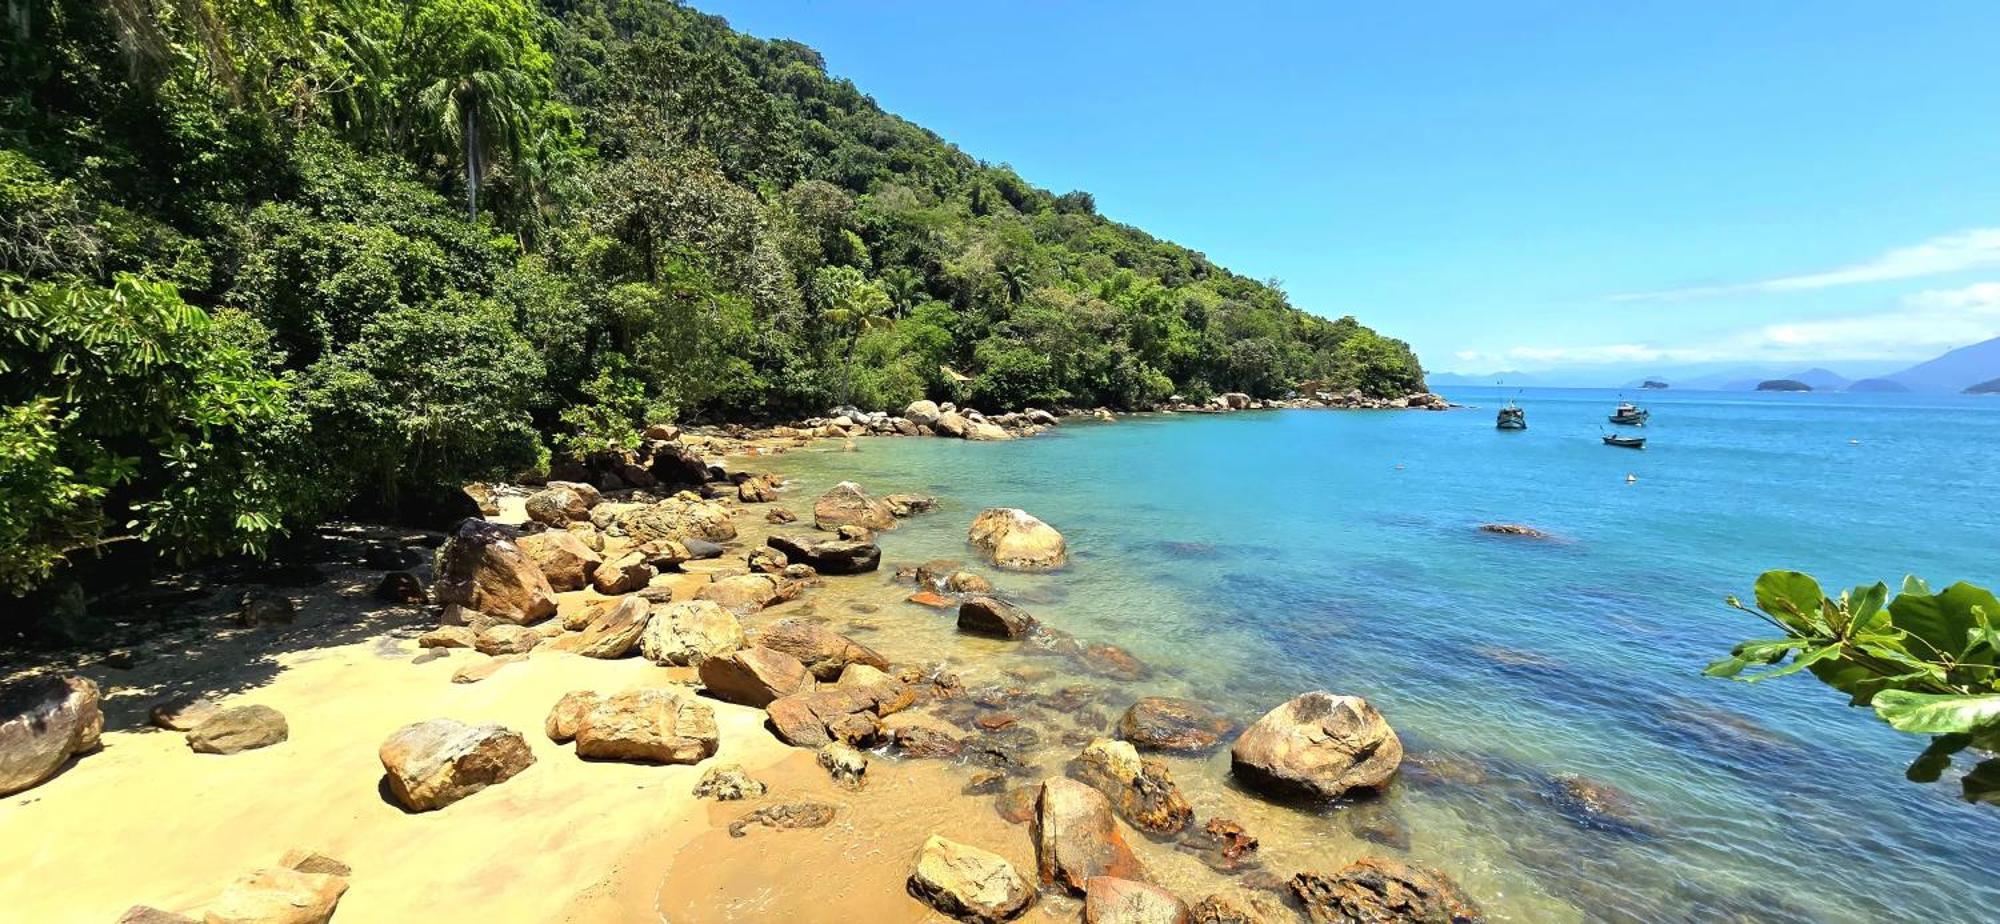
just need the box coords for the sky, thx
[696,1,2000,377]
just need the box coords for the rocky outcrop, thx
[1072,738,1193,835]
[417,625,478,650]
[593,493,736,544]
[380,720,533,812]
[1035,777,1145,895]
[813,481,898,531]
[766,534,881,575]
[641,600,745,666]
[885,493,938,518]
[1118,698,1236,753]
[764,686,898,748]
[474,623,540,656]
[696,573,798,614]
[907,835,1037,923]
[697,646,815,708]
[968,508,1068,571]
[958,596,1037,639]
[525,484,594,525]
[1189,893,1291,924]
[203,866,347,924]
[1290,858,1483,924]
[1230,692,1401,800]
[186,705,289,755]
[756,619,889,680]
[572,688,720,765]
[1086,877,1189,924]
[0,674,102,796]
[573,595,650,658]
[1477,524,1552,540]
[433,520,556,625]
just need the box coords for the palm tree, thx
[416,66,534,220]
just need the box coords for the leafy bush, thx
[1710,570,2000,803]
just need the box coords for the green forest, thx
[0,0,1424,598]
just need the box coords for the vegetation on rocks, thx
[1,0,1421,597]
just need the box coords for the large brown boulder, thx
[641,600,745,666]
[835,664,914,716]
[525,484,593,525]
[594,493,737,544]
[186,705,289,755]
[202,867,348,924]
[433,520,556,625]
[573,688,719,764]
[903,400,942,427]
[697,646,815,708]
[0,674,102,796]
[1118,697,1236,753]
[812,481,898,531]
[573,595,650,659]
[766,534,881,575]
[756,619,889,680]
[474,623,540,655]
[379,719,535,812]
[907,835,1037,923]
[696,573,797,614]
[1086,877,1189,924]
[765,688,890,748]
[1034,777,1145,895]
[1290,858,1483,924]
[589,550,656,595]
[934,411,971,438]
[1230,692,1401,800]
[517,529,602,592]
[647,442,712,487]
[957,596,1037,639]
[1071,738,1193,836]
[545,691,601,743]
[968,508,1068,571]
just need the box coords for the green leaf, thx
[1739,643,1844,683]
[1845,582,1890,635]
[1753,571,1829,634]
[1704,639,1805,678]
[1870,691,2000,735]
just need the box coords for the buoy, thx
[1626,473,1637,484]
[1849,438,1860,445]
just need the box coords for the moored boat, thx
[1602,434,1646,449]
[1609,402,1649,425]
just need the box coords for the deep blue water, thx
[770,387,2000,922]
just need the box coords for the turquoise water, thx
[767,387,2000,922]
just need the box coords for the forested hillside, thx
[0,0,1423,596]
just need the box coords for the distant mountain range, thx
[1435,335,2000,393]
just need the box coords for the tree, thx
[1709,571,2000,804]
[393,0,555,220]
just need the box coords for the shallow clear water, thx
[763,387,2000,922]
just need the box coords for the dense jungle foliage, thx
[0,0,1424,596]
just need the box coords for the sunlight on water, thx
[761,388,2000,923]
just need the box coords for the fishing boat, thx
[1496,402,1526,430]
[1608,402,1649,425]
[1602,434,1646,449]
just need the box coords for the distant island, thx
[1969,377,2000,395]
[1848,378,1912,393]
[1641,380,1670,389]
[1756,379,1813,392]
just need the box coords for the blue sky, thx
[697,1,2000,375]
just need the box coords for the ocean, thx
[762,386,2000,922]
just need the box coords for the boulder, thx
[1189,893,1291,924]
[525,484,593,525]
[595,494,736,544]
[573,595,650,659]
[373,570,427,604]
[765,688,890,748]
[945,570,994,594]
[935,411,971,438]
[1035,777,1145,895]
[766,534,881,575]
[517,529,602,592]
[966,422,1013,441]
[148,694,219,732]
[202,867,347,924]
[0,674,102,796]
[1083,644,1152,681]
[647,442,712,487]
[474,623,541,656]
[1072,738,1193,835]
[812,481,898,531]
[186,705,289,755]
[958,596,1037,639]
[884,493,938,517]
[1118,698,1236,753]
[727,801,838,838]
[418,625,479,650]
[756,619,889,680]
[1221,392,1251,410]
[378,719,535,811]
[696,573,797,614]
[907,835,1037,923]
[893,725,967,759]
[1230,692,1402,800]
[641,600,745,666]
[817,741,869,788]
[433,520,556,625]
[1086,877,1189,924]
[968,508,1068,571]
[836,664,915,715]
[697,645,814,707]
[572,688,720,765]
[904,400,942,427]
[1477,523,1552,540]
[1290,858,1483,924]
[590,550,656,595]
[1026,409,1060,427]
[545,690,601,743]
[693,763,767,800]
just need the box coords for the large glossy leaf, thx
[1753,571,1828,634]
[1844,582,1890,635]
[1704,639,1804,678]
[1740,643,1843,683]
[1871,690,2000,735]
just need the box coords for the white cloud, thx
[1463,281,2000,370]
[1612,229,2000,302]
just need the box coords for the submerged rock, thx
[1189,892,1293,924]
[1478,523,1553,540]
[0,674,102,796]
[766,534,881,575]
[1230,692,1402,800]
[379,719,535,812]
[958,596,1038,639]
[1118,697,1236,753]
[968,508,1068,571]
[727,801,837,837]
[907,835,1037,923]
[1539,773,1662,837]
[1035,777,1145,895]
[1290,857,1483,924]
